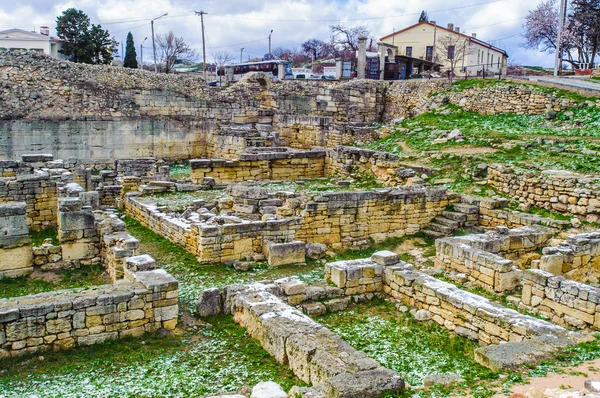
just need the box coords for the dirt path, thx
[491,358,600,397]
[440,146,497,155]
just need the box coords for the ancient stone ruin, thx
[2,50,600,398]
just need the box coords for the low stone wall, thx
[0,202,33,278]
[522,269,600,330]
[383,264,573,346]
[124,194,199,255]
[58,197,99,268]
[292,187,450,249]
[205,125,280,160]
[190,149,326,184]
[446,83,579,115]
[325,146,426,186]
[533,232,600,283]
[0,172,58,231]
[0,268,178,358]
[221,281,404,397]
[487,164,600,222]
[435,226,555,293]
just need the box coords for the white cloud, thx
[0,0,553,66]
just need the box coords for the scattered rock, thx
[414,309,431,321]
[423,373,463,388]
[250,381,288,398]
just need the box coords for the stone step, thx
[421,229,446,239]
[454,203,479,214]
[433,217,461,228]
[427,222,455,234]
[442,211,467,222]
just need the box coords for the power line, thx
[209,0,508,23]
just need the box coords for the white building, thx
[380,21,507,77]
[0,27,65,59]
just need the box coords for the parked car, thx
[207,80,218,86]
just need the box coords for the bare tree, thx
[156,31,197,73]
[212,50,234,84]
[329,24,374,53]
[436,35,471,83]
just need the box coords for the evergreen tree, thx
[419,10,429,22]
[56,8,115,64]
[123,32,138,68]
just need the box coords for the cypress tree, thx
[123,32,138,68]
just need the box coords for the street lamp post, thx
[151,13,168,72]
[140,37,148,69]
[240,47,244,63]
[269,29,273,58]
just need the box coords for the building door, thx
[341,61,352,78]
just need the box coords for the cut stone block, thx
[197,288,223,317]
[264,241,306,267]
[370,250,400,266]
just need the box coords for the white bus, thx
[219,60,294,83]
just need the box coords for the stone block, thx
[197,288,223,317]
[126,255,156,272]
[371,251,399,266]
[264,241,306,267]
[250,381,287,398]
[61,242,92,261]
[322,368,405,398]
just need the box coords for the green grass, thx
[152,189,227,212]
[170,163,191,180]
[331,233,434,262]
[317,299,500,396]
[123,216,325,310]
[452,79,594,103]
[29,227,59,246]
[0,264,109,299]
[0,316,302,397]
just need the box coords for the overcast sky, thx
[0,0,553,66]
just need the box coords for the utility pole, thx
[121,42,124,63]
[140,37,147,69]
[195,11,208,82]
[268,29,273,58]
[240,47,244,63]
[151,13,168,73]
[554,0,567,76]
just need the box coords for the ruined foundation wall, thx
[522,269,600,330]
[0,268,178,358]
[435,226,554,293]
[190,151,326,184]
[383,265,571,346]
[0,173,58,231]
[292,187,450,250]
[325,146,425,186]
[487,164,600,222]
[124,194,199,255]
[533,232,600,283]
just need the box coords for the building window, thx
[426,46,433,61]
[406,46,412,57]
[491,55,493,66]
[498,57,500,68]
[477,50,480,64]
[448,46,455,60]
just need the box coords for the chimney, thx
[40,26,49,36]
[472,33,477,39]
[447,23,454,31]
[430,20,436,25]
[455,27,460,33]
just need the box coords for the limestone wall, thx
[292,187,450,250]
[446,83,579,115]
[325,146,426,186]
[435,226,554,293]
[57,197,99,268]
[205,125,280,160]
[225,282,404,396]
[190,150,326,184]
[0,268,178,357]
[124,194,198,255]
[0,203,33,278]
[0,173,58,231]
[487,164,600,222]
[522,269,600,330]
[533,232,600,283]
[383,264,572,346]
